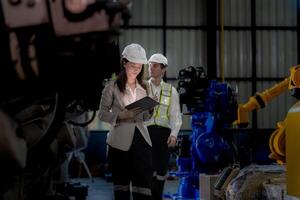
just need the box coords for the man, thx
[146,53,182,200]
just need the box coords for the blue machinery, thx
[166,66,237,199]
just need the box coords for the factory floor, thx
[74,177,179,200]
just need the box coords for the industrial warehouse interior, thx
[1,0,300,200]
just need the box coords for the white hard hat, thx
[148,53,168,66]
[122,43,147,64]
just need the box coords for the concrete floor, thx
[74,177,179,200]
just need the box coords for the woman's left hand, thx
[167,135,177,148]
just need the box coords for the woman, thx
[99,43,153,200]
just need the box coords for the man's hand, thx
[118,107,143,120]
[167,135,177,148]
[150,93,159,102]
[152,95,159,102]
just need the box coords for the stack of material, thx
[263,178,286,199]
[226,164,286,200]
[199,173,220,200]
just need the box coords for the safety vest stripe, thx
[132,186,151,196]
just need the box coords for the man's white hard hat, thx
[148,53,168,66]
[122,43,147,64]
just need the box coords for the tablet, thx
[125,96,159,111]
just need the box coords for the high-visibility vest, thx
[147,82,172,128]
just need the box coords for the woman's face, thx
[124,61,143,79]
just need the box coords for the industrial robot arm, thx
[234,65,300,128]
[234,65,300,164]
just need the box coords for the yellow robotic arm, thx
[234,65,300,128]
[234,77,290,127]
[233,65,300,165]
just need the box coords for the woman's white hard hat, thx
[122,43,147,64]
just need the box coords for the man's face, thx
[149,62,165,78]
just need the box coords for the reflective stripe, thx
[114,184,130,191]
[147,82,172,128]
[156,174,167,181]
[132,186,152,196]
[152,171,167,181]
[153,171,157,177]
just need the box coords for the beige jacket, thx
[98,80,152,151]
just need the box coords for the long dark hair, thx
[116,58,147,93]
